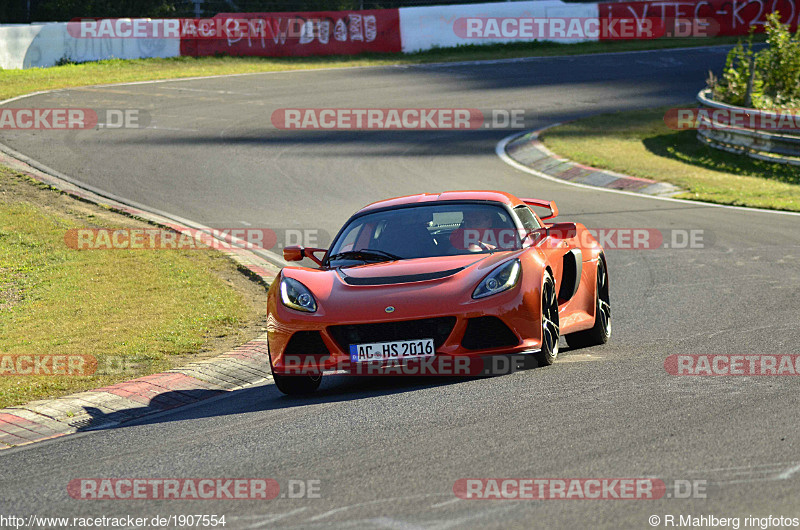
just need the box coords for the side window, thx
[514,205,541,233]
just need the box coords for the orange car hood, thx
[277,251,529,322]
[339,254,488,281]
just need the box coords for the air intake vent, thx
[284,331,330,359]
[461,316,519,350]
[328,317,456,351]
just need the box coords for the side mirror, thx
[283,246,327,266]
[283,246,304,262]
[524,227,549,247]
[548,222,578,240]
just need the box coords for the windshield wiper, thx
[327,249,403,263]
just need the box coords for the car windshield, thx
[327,203,522,265]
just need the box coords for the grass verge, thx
[0,166,267,409]
[0,36,758,102]
[541,105,800,212]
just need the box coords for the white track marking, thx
[243,508,309,528]
[142,125,201,132]
[430,498,462,508]
[496,131,800,218]
[686,462,798,473]
[0,44,736,108]
[368,517,429,530]
[403,44,731,70]
[159,86,257,95]
[0,43,793,283]
[684,461,800,486]
[776,463,800,480]
[307,494,451,522]
[0,140,289,269]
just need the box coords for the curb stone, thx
[505,127,685,197]
[0,150,282,451]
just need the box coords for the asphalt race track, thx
[1,46,799,529]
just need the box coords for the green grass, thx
[0,36,758,101]
[542,106,800,212]
[0,167,262,408]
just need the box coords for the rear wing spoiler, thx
[521,198,558,220]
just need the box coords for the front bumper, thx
[267,290,543,375]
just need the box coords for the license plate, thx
[349,339,435,363]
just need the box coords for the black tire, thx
[565,256,611,349]
[267,343,322,395]
[534,271,560,367]
[272,372,322,395]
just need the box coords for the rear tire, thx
[565,256,611,349]
[272,372,322,395]
[534,271,560,367]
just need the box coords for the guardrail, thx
[696,89,800,166]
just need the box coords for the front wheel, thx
[534,271,560,367]
[272,372,322,395]
[565,257,611,349]
[267,345,322,395]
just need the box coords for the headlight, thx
[473,259,521,299]
[280,277,317,312]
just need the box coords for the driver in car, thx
[450,209,498,253]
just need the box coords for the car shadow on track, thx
[75,374,484,432]
[76,351,566,432]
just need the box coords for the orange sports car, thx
[266,191,610,395]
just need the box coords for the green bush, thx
[0,0,31,22]
[33,0,180,19]
[711,12,800,110]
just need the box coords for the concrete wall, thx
[0,21,180,69]
[398,1,600,52]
